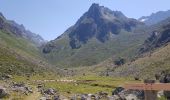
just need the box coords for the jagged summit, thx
[67,3,142,48]
[86,3,126,22]
[89,3,100,10]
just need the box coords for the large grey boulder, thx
[43,88,57,95]
[0,86,8,98]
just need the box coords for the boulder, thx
[11,83,33,94]
[112,89,144,100]
[25,86,33,93]
[0,86,8,98]
[81,95,86,100]
[157,90,164,98]
[53,95,59,100]
[125,94,138,100]
[98,91,108,99]
[44,88,57,95]
[40,94,51,100]
[112,87,124,95]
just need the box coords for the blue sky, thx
[0,0,170,41]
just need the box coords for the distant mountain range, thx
[139,10,170,25]
[0,13,45,46]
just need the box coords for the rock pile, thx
[11,83,33,95]
[39,88,60,100]
[112,87,144,100]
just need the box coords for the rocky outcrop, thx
[11,83,33,95]
[139,18,170,53]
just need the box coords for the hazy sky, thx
[0,0,170,41]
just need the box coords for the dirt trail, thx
[25,87,41,100]
[33,79,76,83]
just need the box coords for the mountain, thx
[42,3,147,67]
[0,12,45,46]
[99,17,170,79]
[0,12,54,75]
[139,10,170,25]
[139,17,170,53]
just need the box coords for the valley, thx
[0,2,170,100]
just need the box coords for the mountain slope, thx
[43,3,147,67]
[0,13,53,75]
[112,43,170,79]
[107,18,170,79]
[139,10,170,25]
[139,17,170,53]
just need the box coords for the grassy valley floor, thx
[0,74,141,100]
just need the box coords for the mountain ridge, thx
[139,10,170,25]
[0,12,45,46]
[42,3,147,67]
[0,12,55,75]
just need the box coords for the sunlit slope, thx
[112,44,170,78]
[0,30,51,75]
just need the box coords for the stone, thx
[44,88,57,95]
[157,90,164,98]
[11,83,33,94]
[0,86,8,98]
[112,87,124,95]
[125,94,138,100]
[160,74,170,98]
[53,95,59,100]
[39,97,47,100]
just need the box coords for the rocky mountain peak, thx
[86,3,104,21]
[89,3,100,11]
[86,3,126,22]
[0,12,5,19]
[66,4,143,49]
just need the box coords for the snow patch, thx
[139,18,148,22]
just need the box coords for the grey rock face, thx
[67,3,142,49]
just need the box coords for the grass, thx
[0,30,41,58]
[44,30,148,68]
[41,75,141,96]
[111,43,170,79]
[158,96,167,100]
[6,73,141,98]
[0,30,54,75]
